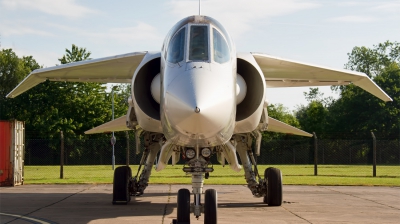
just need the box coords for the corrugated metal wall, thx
[12,121,25,186]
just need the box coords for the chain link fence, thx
[23,134,400,183]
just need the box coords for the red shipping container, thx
[0,120,24,186]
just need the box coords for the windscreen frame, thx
[187,24,211,62]
[166,26,187,64]
[212,27,231,64]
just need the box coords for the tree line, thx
[0,45,129,139]
[1,42,399,140]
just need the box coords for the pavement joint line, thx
[0,212,54,224]
[281,205,313,224]
[320,186,400,211]
[3,184,96,224]
[161,184,172,224]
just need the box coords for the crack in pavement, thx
[321,186,400,211]
[4,185,97,224]
[282,205,313,224]
[161,184,172,224]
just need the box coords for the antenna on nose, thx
[199,0,201,15]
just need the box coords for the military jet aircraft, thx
[7,15,392,224]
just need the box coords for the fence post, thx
[60,131,64,179]
[293,148,295,164]
[314,132,318,176]
[126,131,130,166]
[371,132,376,177]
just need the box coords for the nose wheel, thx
[174,188,218,224]
[204,189,218,224]
[177,189,191,223]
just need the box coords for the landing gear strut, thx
[112,132,162,204]
[234,134,283,206]
[174,150,217,224]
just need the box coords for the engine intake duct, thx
[133,57,161,120]
[236,58,265,121]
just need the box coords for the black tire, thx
[204,189,218,224]
[112,166,131,205]
[177,188,190,223]
[264,167,283,206]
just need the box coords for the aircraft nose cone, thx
[164,71,235,138]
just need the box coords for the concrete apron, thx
[1,184,399,224]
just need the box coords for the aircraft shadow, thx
[0,192,176,224]
[1,190,275,223]
[218,202,269,208]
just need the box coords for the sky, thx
[1,0,399,112]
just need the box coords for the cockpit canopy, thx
[189,25,209,61]
[164,16,232,64]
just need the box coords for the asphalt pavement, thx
[1,184,399,224]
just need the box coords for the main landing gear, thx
[112,132,162,205]
[264,167,282,206]
[111,131,282,224]
[234,134,283,206]
[112,166,131,204]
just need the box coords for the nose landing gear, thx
[204,189,218,224]
[174,186,218,224]
[174,155,218,224]
[177,189,191,223]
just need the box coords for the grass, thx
[23,165,400,186]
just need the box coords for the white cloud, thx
[1,43,60,67]
[328,15,377,23]
[337,1,400,13]
[1,0,96,18]
[373,2,400,13]
[86,22,162,41]
[337,1,365,7]
[167,0,319,39]
[0,21,54,37]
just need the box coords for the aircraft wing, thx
[6,52,147,98]
[85,115,133,134]
[251,53,392,102]
[267,117,313,137]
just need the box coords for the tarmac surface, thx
[0,184,399,224]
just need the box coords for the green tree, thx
[58,44,91,64]
[328,63,399,137]
[268,104,300,128]
[1,45,129,139]
[328,41,398,138]
[0,49,41,98]
[344,41,399,77]
[295,88,330,136]
[264,103,301,140]
[296,41,399,139]
[0,49,41,120]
